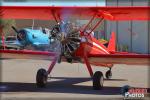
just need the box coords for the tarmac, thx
[0,59,150,100]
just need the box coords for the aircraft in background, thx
[11,26,53,51]
[0,6,150,90]
[1,26,53,51]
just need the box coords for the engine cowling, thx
[17,30,26,41]
[17,29,27,45]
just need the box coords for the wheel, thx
[93,71,104,90]
[66,58,72,63]
[57,55,62,63]
[105,70,112,79]
[36,68,48,88]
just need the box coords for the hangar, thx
[1,0,149,53]
[106,0,149,54]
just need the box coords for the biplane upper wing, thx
[89,53,150,66]
[0,6,150,20]
[0,6,150,65]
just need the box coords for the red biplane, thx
[0,6,150,90]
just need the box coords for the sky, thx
[1,0,106,6]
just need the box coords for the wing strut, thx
[88,17,104,34]
[80,13,104,35]
[51,10,61,24]
[1,33,6,50]
[81,14,96,33]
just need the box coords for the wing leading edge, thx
[1,50,149,65]
[0,6,150,20]
[0,50,56,60]
[89,54,150,65]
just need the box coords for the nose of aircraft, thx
[17,29,27,45]
[12,26,28,45]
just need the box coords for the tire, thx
[105,70,112,79]
[93,71,104,90]
[57,55,62,63]
[66,58,72,63]
[36,68,48,88]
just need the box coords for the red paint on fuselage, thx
[75,34,110,57]
[74,34,112,67]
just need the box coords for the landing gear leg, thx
[36,56,57,87]
[105,68,112,79]
[83,55,104,90]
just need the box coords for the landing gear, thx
[66,58,72,63]
[93,71,104,90]
[105,68,112,79]
[83,55,104,90]
[36,56,57,88]
[36,68,48,87]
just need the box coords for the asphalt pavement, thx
[0,59,149,100]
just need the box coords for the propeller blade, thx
[49,9,81,63]
[12,26,19,34]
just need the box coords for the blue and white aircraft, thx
[12,26,53,51]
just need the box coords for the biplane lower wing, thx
[89,54,150,65]
[0,50,56,60]
[1,50,149,65]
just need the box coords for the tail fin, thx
[107,32,116,52]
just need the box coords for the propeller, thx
[12,26,19,34]
[12,26,27,45]
[50,22,81,63]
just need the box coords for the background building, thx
[106,0,149,53]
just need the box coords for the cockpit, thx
[42,28,51,35]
